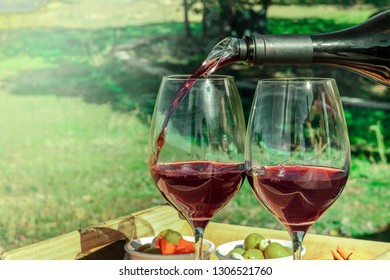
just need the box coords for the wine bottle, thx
[237,9,390,86]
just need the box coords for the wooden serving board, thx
[2,204,184,260]
[2,204,389,260]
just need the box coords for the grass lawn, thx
[0,92,165,250]
[0,1,389,254]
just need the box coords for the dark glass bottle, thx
[237,10,390,86]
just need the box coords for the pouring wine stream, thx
[153,37,242,163]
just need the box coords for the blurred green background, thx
[0,0,389,254]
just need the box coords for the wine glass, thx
[148,75,246,260]
[245,78,350,260]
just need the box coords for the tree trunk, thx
[219,0,234,34]
[183,0,192,38]
[259,0,271,34]
[201,0,209,37]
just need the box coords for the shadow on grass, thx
[355,225,390,243]
[6,59,161,120]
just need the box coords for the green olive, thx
[244,233,265,250]
[227,247,246,257]
[243,248,265,259]
[136,243,151,252]
[284,246,292,255]
[158,229,182,245]
[264,243,291,259]
[143,247,162,254]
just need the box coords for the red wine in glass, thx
[150,161,246,229]
[247,165,349,233]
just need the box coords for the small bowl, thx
[125,236,215,260]
[215,239,306,260]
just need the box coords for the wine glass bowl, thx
[149,75,246,259]
[245,78,350,260]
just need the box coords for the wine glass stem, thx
[290,230,305,260]
[194,227,204,260]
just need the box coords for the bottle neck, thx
[242,10,390,66]
[242,32,389,65]
[242,34,313,65]
[240,10,390,86]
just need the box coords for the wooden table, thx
[2,205,389,260]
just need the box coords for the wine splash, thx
[153,37,241,163]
